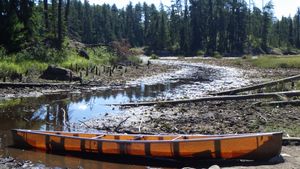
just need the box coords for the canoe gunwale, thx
[12,129,283,144]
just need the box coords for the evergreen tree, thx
[57,0,63,49]
[43,0,49,32]
[261,1,273,52]
[296,8,300,48]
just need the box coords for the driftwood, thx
[283,137,300,146]
[214,74,300,95]
[257,100,300,107]
[114,117,130,132]
[112,91,300,107]
[0,82,105,88]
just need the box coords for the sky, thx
[89,0,300,19]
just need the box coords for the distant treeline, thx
[0,0,300,56]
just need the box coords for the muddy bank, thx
[0,64,176,100]
[80,100,300,137]
[0,157,54,169]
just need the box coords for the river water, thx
[0,60,251,168]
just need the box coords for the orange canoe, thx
[11,129,282,160]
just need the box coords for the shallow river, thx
[0,60,251,168]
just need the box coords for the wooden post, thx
[292,82,295,90]
[109,67,112,76]
[3,76,6,82]
[86,66,89,76]
[125,67,127,73]
[95,66,98,75]
[69,72,72,83]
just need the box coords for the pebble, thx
[208,165,221,169]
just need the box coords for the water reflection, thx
[0,83,183,132]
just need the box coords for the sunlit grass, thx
[249,55,300,68]
[0,46,118,78]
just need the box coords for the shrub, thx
[150,54,159,59]
[130,47,144,55]
[213,51,222,59]
[128,55,142,64]
[196,50,205,56]
[0,46,6,58]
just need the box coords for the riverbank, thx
[0,63,176,101]
[1,56,300,168]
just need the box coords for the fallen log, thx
[283,137,300,146]
[0,82,103,88]
[112,90,300,107]
[213,74,300,95]
[257,100,300,107]
[0,82,80,88]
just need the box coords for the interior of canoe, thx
[27,130,223,141]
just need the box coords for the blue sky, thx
[89,0,300,19]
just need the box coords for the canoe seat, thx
[91,135,105,139]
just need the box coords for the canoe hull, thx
[11,130,282,160]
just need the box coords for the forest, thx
[0,0,300,57]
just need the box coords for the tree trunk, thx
[65,0,70,27]
[57,0,63,49]
[44,0,49,31]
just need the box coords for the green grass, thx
[0,45,118,79]
[0,58,47,77]
[264,123,300,137]
[60,47,117,70]
[249,55,300,68]
[0,99,22,109]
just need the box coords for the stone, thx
[78,49,89,59]
[208,165,221,169]
[40,65,82,81]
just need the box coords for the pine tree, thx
[261,1,273,52]
[296,8,300,48]
[57,0,63,49]
[43,0,49,32]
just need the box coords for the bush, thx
[15,46,66,63]
[130,47,144,55]
[0,46,6,58]
[242,55,252,60]
[196,50,205,56]
[150,54,159,59]
[128,55,142,64]
[213,51,222,59]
